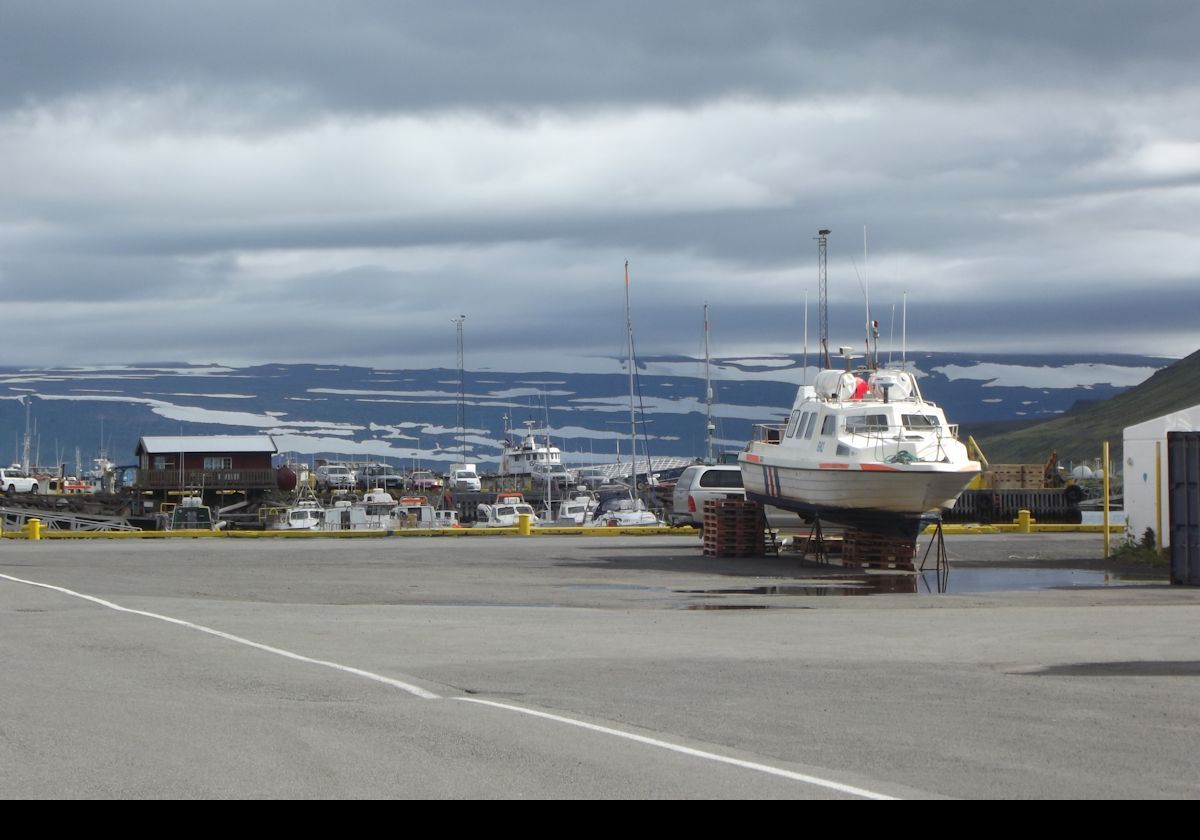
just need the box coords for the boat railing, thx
[851,422,964,463]
[751,423,786,445]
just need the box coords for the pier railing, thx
[136,469,278,491]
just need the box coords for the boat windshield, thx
[902,414,941,430]
[845,414,890,432]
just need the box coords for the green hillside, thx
[969,348,1200,465]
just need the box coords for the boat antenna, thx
[849,225,877,371]
[625,260,638,486]
[902,291,908,367]
[816,229,831,368]
[887,302,896,368]
[863,225,873,370]
[704,303,714,465]
[803,290,809,385]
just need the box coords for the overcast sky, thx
[1,1,1197,371]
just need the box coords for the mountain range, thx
[0,352,1175,473]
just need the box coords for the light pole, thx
[452,315,467,460]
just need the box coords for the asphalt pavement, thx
[2,534,1196,799]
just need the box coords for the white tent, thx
[1123,405,1200,548]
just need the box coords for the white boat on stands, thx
[739,361,980,539]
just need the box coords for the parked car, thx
[359,464,409,491]
[409,469,443,493]
[0,465,39,495]
[316,464,356,491]
[448,467,481,492]
[530,462,575,489]
[669,464,745,529]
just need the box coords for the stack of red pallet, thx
[840,529,917,570]
[702,499,766,557]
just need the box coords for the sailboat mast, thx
[625,261,638,485]
[704,303,714,465]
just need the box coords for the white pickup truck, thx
[0,466,39,495]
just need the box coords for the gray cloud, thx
[0,1,1197,370]
[5,2,1199,115]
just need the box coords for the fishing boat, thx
[392,496,461,529]
[740,353,979,539]
[476,492,540,527]
[499,419,566,477]
[545,490,599,525]
[157,496,222,531]
[262,482,324,531]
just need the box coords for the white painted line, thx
[5,571,897,797]
[456,697,899,800]
[0,572,441,700]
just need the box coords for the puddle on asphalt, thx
[933,567,1149,594]
[677,567,1155,599]
[565,583,666,592]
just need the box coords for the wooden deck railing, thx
[136,469,278,490]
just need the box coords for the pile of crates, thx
[840,529,917,570]
[702,499,766,557]
[985,464,1046,490]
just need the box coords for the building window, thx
[203,457,233,470]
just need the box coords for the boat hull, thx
[742,459,978,539]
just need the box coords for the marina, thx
[4,0,1199,802]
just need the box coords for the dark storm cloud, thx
[3,1,1198,117]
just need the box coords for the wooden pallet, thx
[702,499,768,557]
[841,529,917,570]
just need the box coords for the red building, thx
[135,435,278,496]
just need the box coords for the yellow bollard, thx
[1016,510,1032,533]
[25,518,42,540]
[517,512,532,536]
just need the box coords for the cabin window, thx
[803,413,818,439]
[845,414,889,433]
[203,457,233,470]
[153,456,175,470]
[902,414,940,430]
[785,410,802,438]
[836,444,851,456]
[820,415,837,436]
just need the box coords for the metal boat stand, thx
[796,514,831,564]
[918,518,950,593]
